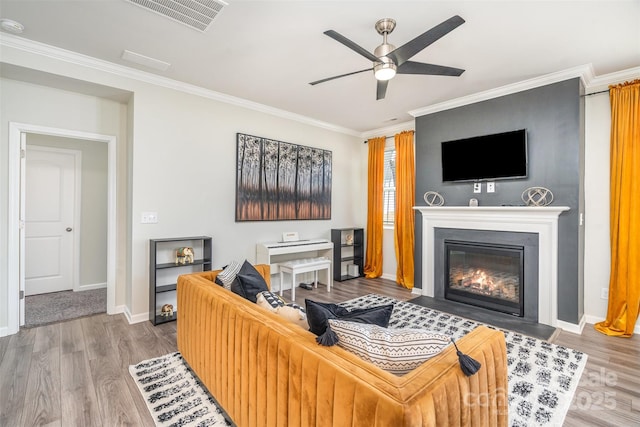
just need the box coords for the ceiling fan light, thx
[374,62,397,81]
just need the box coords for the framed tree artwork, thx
[236,133,332,221]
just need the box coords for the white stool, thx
[279,257,332,300]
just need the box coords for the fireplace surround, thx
[414,206,569,327]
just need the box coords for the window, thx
[383,148,396,224]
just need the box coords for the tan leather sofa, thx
[177,265,508,427]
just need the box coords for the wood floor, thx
[1,277,638,426]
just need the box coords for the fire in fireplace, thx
[445,240,524,317]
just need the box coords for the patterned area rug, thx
[342,294,588,427]
[131,294,587,427]
[129,352,232,426]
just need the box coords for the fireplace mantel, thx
[414,206,570,327]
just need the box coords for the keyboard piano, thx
[256,239,333,290]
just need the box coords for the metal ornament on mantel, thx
[521,186,554,206]
[423,191,445,206]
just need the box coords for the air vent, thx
[126,0,227,32]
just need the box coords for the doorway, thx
[7,123,116,334]
[25,144,81,296]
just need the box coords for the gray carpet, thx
[25,288,107,327]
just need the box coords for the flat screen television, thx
[441,129,528,182]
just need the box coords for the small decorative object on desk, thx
[423,191,444,206]
[522,186,554,206]
[345,234,354,245]
[175,246,194,264]
[469,198,478,207]
[160,304,174,317]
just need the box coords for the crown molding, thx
[360,120,415,139]
[409,64,595,118]
[0,34,361,137]
[584,66,640,93]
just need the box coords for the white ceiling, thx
[1,0,639,134]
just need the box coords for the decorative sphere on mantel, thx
[423,191,445,206]
[522,187,554,206]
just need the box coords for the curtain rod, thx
[363,134,407,143]
[582,89,610,97]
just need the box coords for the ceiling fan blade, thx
[376,80,388,100]
[397,61,465,76]
[387,15,465,66]
[309,68,373,85]
[324,30,380,63]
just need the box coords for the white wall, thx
[0,42,366,329]
[127,84,366,320]
[382,227,397,281]
[583,92,612,322]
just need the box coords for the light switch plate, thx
[141,212,158,224]
[473,183,481,193]
[487,182,495,193]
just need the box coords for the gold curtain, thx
[394,131,415,289]
[364,136,386,278]
[595,79,640,337]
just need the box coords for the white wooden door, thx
[25,146,80,296]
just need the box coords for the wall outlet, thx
[473,182,481,193]
[141,212,158,224]
[600,288,609,299]
[487,182,495,193]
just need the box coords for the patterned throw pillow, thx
[328,319,451,375]
[285,302,306,314]
[256,291,286,311]
[215,260,242,289]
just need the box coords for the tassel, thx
[316,325,339,346]
[451,338,481,376]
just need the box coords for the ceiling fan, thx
[309,15,466,100]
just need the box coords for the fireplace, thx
[433,227,539,324]
[444,240,524,317]
[415,206,570,329]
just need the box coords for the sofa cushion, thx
[305,299,393,336]
[328,319,451,375]
[215,260,242,289]
[231,261,270,303]
[256,290,286,311]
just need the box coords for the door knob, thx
[66,227,73,232]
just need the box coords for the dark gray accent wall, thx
[414,78,584,324]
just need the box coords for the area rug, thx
[131,294,587,427]
[341,294,588,427]
[24,288,106,327]
[129,352,232,426]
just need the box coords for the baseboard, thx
[110,304,126,316]
[584,314,640,335]
[0,326,9,338]
[556,315,586,334]
[124,306,150,324]
[76,282,107,291]
[380,273,395,281]
[411,287,422,295]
